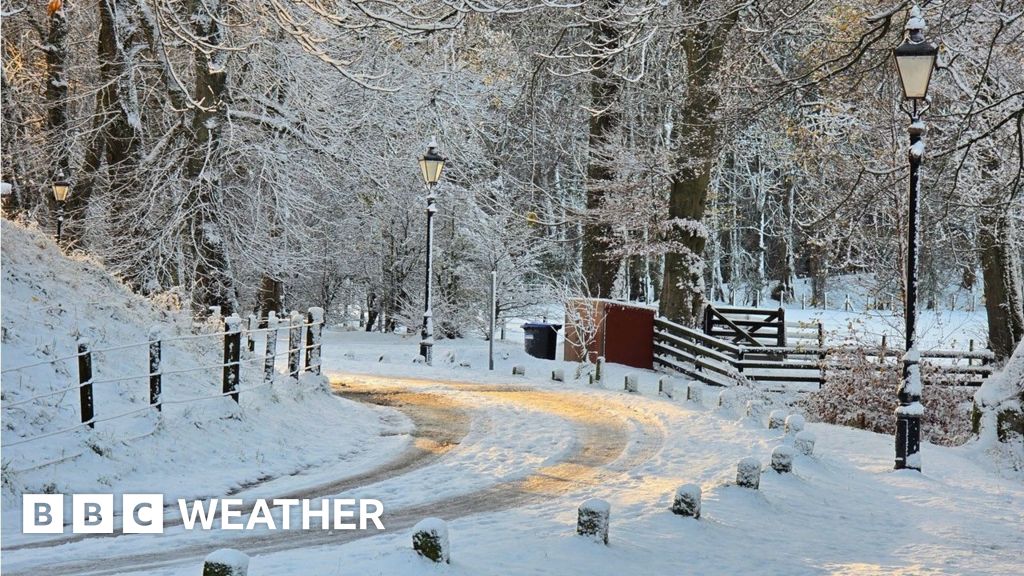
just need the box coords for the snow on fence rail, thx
[0,309,325,448]
[653,316,995,388]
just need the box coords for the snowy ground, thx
[0,221,408,537]
[2,220,1021,575]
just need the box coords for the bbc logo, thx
[23,494,164,534]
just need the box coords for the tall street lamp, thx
[892,5,937,472]
[418,137,446,365]
[52,170,71,245]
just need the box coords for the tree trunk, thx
[980,205,1024,359]
[660,13,736,325]
[780,173,796,303]
[185,0,235,316]
[581,1,621,298]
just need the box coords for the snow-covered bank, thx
[0,221,407,523]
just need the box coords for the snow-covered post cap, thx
[795,430,817,456]
[412,517,450,564]
[267,310,279,329]
[289,309,303,325]
[671,484,701,519]
[307,306,325,324]
[203,548,249,576]
[771,445,795,473]
[577,498,610,544]
[769,409,787,430]
[737,457,761,489]
[224,313,242,332]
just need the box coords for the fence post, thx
[306,307,324,375]
[246,314,257,352]
[149,326,162,411]
[968,339,975,367]
[737,347,745,373]
[817,322,825,348]
[777,307,787,347]
[264,311,279,383]
[288,310,302,379]
[702,305,713,335]
[77,340,95,428]
[223,315,241,402]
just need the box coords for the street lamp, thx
[52,170,71,244]
[418,137,446,365]
[892,5,937,472]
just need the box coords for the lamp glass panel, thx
[895,54,935,99]
[52,183,70,202]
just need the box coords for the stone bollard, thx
[745,400,766,419]
[624,374,639,393]
[671,484,702,519]
[576,498,610,545]
[412,518,450,564]
[785,414,806,435]
[512,365,526,376]
[795,431,817,456]
[658,376,674,399]
[552,369,565,382]
[687,384,703,403]
[768,410,787,430]
[736,457,761,489]
[203,549,249,576]
[771,445,795,473]
[594,356,605,385]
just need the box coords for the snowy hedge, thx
[802,348,973,446]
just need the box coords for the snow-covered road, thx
[1,374,667,575]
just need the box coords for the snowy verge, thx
[1,220,408,534]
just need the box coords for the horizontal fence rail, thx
[655,315,995,388]
[1,308,325,450]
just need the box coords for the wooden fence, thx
[655,316,995,389]
[1,308,324,448]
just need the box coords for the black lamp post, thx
[893,5,937,472]
[418,137,446,365]
[52,170,71,245]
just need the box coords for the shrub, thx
[802,348,973,446]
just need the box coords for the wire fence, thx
[1,308,326,450]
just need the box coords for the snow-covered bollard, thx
[594,356,605,385]
[412,518,450,564]
[745,400,766,419]
[203,549,249,576]
[736,457,761,489]
[552,369,565,382]
[686,384,702,403]
[576,498,610,545]
[785,414,806,435]
[771,445,795,474]
[794,431,817,456]
[659,376,674,399]
[624,374,639,393]
[512,365,526,376]
[769,410,787,430]
[671,484,701,519]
